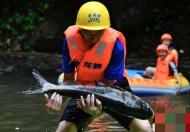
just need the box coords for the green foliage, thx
[144,8,164,33]
[0,0,50,50]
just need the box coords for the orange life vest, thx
[64,25,127,84]
[154,54,174,81]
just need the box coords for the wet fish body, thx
[23,70,154,120]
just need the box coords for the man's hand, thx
[77,94,102,118]
[44,92,63,113]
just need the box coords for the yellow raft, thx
[127,69,190,96]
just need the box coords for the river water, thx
[0,70,189,132]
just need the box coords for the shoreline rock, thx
[0,51,189,78]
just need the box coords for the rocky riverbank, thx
[0,51,62,76]
[0,51,189,78]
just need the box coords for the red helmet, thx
[156,44,169,53]
[161,33,172,41]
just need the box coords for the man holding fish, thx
[44,1,153,132]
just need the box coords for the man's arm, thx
[105,39,124,82]
[105,39,127,87]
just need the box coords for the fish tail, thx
[32,69,48,87]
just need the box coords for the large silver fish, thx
[23,70,154,120]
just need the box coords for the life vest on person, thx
[64,25,127,84]
[153,54,174,81]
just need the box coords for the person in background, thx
[44,1,153,132]
[160,33,179,66]
[146,44,181,86]
[145,33,181,78]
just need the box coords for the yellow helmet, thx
[76,1,110,30]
